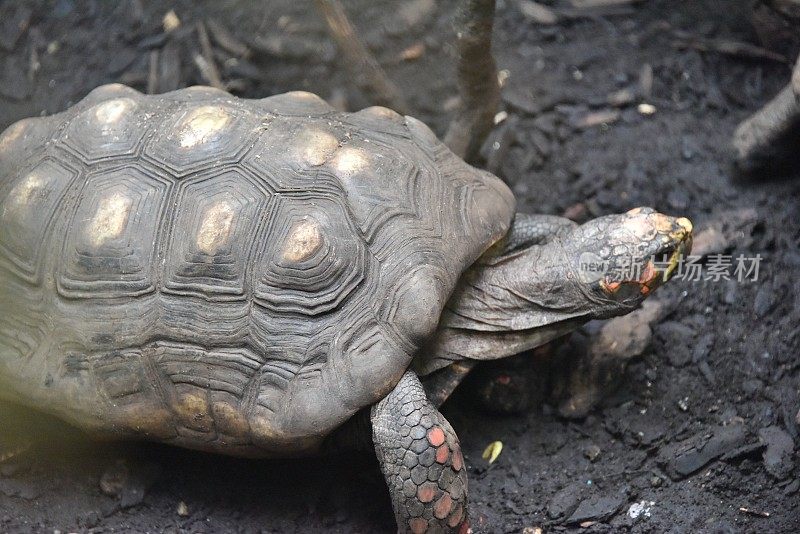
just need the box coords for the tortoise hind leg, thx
[371,371,469,534]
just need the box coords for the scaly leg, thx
[371,371,469,534]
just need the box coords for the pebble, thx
[566,493,625,524]
[177,501,189,517]
[654,321,696,367]
[99,459,160,510]
[547,482,584,520]
[753,285,777,317]
[583,444,601,462]
[758,426,795,479]
[659,424,747,479]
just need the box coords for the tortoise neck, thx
[416,240,592,375]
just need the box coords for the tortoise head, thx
[568,207,693,316]
[426,206,692,374]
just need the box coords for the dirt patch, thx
[1,0,798,532]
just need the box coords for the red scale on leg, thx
[433,492,453,520]
[427,426,445,447]
[448,504,464,528]
[417,482,438,503]
[451,445,464,472]
[435,444,450,464]
[409,517,429,534]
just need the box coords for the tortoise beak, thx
[648,215,693,290]
[600,213,693,298]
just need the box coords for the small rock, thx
[627,500,654,520]
[753,285,777,317]
[637,103,657,115]
[177,501,190,517]
[654,321,696,367]
[759,426,794,479]
[99,459,160,510]
[659,424,748,480]
[566,493,625,524]
[584,444,601,462]
[547,482,584,520]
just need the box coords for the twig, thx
[147,50,159,94]
[732,54,800,174]
[444,0,501,161]
[205,19,250,58]
[196,21,225,90]
[672,30,789,64]
[314,0,408,114]
[739,507,770,518]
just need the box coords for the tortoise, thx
[0,84,692,533]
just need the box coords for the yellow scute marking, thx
[0,120,28,152]
[93,98,135,126]
[196,201,235,254]
[2,172,46,220]
[295,129,338,166]
[178,106,231,148]
[331,147,368,175]
[87,192,133,247]
[282,218,322,262]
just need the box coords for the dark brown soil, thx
[1,0,799,532]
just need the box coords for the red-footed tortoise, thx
[0,84,692,533]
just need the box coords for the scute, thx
[253,192,369,316]
[57,165,172,298]
[61,97,148,162]
[0,159,80,283]
[163,168,272,300]
[0,85,515,455]
[143,102,260,176]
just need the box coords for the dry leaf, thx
[482,440,503,464]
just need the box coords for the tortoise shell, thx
[0,85,514,456]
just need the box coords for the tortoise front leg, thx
[371,371,469,534]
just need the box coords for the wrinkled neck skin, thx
[421,239,604,374]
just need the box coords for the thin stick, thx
[672,30,789,64]
[314,0,408,114]
[205,19,251,58]
[444,0,501,161]
[196,21,225,90]
[147,50,159,94]
[733,54,800,174]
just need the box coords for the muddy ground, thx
[0,0,799,532]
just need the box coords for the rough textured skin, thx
[372,371,468,534]
[501,213,577,253]
[419,208,693,374]
[0,84,514,456]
